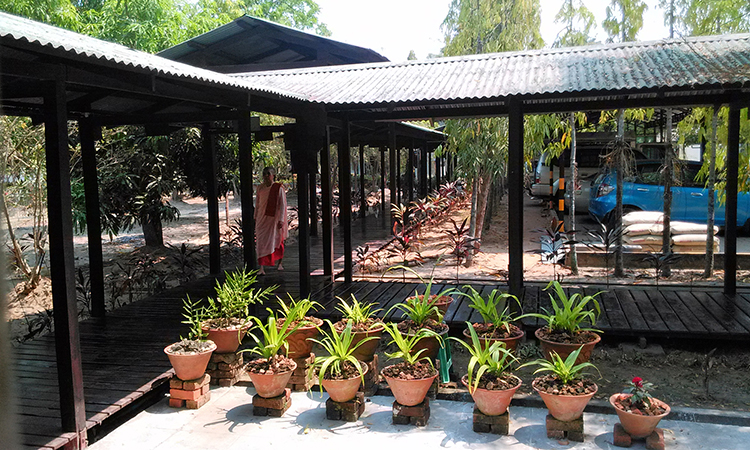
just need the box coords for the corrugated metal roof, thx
[0,11,308,102]
[233,34,750,106]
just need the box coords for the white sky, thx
[314,0,670,62]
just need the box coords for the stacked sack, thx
[621,211,719,253]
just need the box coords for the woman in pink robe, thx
[255,167,288,274]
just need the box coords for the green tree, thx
[602,0,647,43]
[554,0,596,47]
[683,0,750,35]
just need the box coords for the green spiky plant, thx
[203,267,277,328]
[448,322,518,393]
[523,281,602,335]
[307,320,377,387]
[335,294,383,331]
[382,322,438,369]
[459,286,523,336]
[276,294,322,326]
[241,312,300,361]
[521,346,599,386]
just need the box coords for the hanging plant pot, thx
[165,340,216,381]
[462,374,521,416]
[610,393,670,438]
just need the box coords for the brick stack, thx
[359,354,379,397]
[287,353,316,391]
[326,392,366,422]
[392,398,430,426]
[545,414,584,442]
[206,352,244,387]
[168,374,211,409]
[472,407,509,435]
[252,388,292,417]
[613,424,665,450]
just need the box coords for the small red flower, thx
[632,377,643,387]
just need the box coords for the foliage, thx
[529,216,577,268]
[180,296,209,341]
[204,268,276,325]
[642,252,683,286]
[623,376,656,409]
[442,217,480,268]
[459,286,521,334]
[603,0,648,43]
[307,320,374,384]
[553,0,596,47]
[582,218,624,286]
[167,243,205,284]
[241,313,300,360]
[386,265,455,326]
[524,281,602,334]
[521,346,599,385]
[335,294,382,326]
[382,322,437,367]
[276,294,321,324]
[448,322,518,393]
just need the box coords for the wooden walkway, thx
[13,212,750,448]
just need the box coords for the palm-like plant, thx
[203,267,277,328]
[276,295,321,325]
[449,323,518,393]
[335,294,382,330]
[242,313,300,361]
[307,320,376,385]
[459,286,522,336]
[521,346,599,385]
[524,281,602,335]
[382,322,438,367]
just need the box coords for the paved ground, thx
[88,386,749,450]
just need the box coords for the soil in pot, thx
[279,316,323,358]
[381,360,436,380]
[535,328,601,364]
[164,339,216,381]
[246,354,296,375]
[464,323,524,353]
[611,394,669,416]
[533,374,597,396]
[333,319,384,361]
[202,318,249,353]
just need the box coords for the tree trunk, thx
[141,212,164,247]
[568,113,579,275]
[474,172,492,242]
[661,109,673,278]
[704,107,719,278]
[614,109,625,278]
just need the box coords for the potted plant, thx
[387,293,449,361]
[521,346,599,422]
[610,377,670,438]
[164,297,217,381]
[525,280,603,363]
[241,313,300,398]
[333,294,384,361]
[276,295,323,359]
[449,322,521,416]
[201,268,276,353]
[380,323,439,406]
[389,265,457,316]
[307,320,376,402]
[459,286,525,354]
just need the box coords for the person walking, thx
[255,167,288,275]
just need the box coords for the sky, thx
[313,0,670,62]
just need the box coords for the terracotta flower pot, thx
[610,393,670,438]
[462,374,521,416]
[282,317,322,359]
[202,323,249,354]
[164,340,216,381]
[247,359,297,398]
[382,365,438,406]
[463,326,525,354]
[410,325,449,361]
[533,378,597,422]
[535,328,601,364]
[345,324,384,362]
[321,365,368,403]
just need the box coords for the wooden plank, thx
[698,291,750,334]
[629,289,668,331]
[613,289,648,332]
[593,288,628,331]
[660,290,711,333]
[643,290,688,332]
[379,283,420,321]
[520,284,541,327]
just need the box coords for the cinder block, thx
[613,423,633,447]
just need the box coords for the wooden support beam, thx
[380,147,386,219]
[45,81,87,443]
[238,114,257,270]
[396,147,402,206]
[204,126,221,275]
[419,143,428,198]
[309,155,318,237]
[79,118,105,318]
[321,126,334,279]
[297,169,311,297]
[339,120,353,283]
[507,98,524,297]
[724,102,742,296]
[359,144,367,221]
[389,124,397,227]
[427,149,433,192]
[407,141,415,205]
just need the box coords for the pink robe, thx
[255,182,288,266]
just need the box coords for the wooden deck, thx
[13,212,750,448]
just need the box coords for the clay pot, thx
[202,323,249,354]
[247,359,297,398]
[344,323,384,362]
[409,325,449,361]
[462,374,521,416]
[321,364,368,403]
[282,317,323,359]
[535,328,601,364]
[164,340,216,381]
[610,393,670,438]
[463,326,525,354]
[382,365,438,406]
[533,377,597,422]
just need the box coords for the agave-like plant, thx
[307,320,377,387]
[241,312,300,360]
[458,286,522,335]
[335,294,382,328]
[448,322,518,393]
[382,322,438,367]
[521,346,599,385]
[523,281,602,335]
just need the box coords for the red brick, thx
[218,362,243,371]
[217,376,240,387]
[169,378,184,389]
[646,428,665,450]
[208,369,239,379]
[211,352,243,365]
[546,414,584,432]
[393,399,430,426]
[547,429,565,439]
[201,384,210,395]
[613,423,633,448]
[168,398,185,408]
[326,393,365,422]
[170,388,203,401]
[252,389,291,409]
[473,407,509,435]
[185,392,210,409]
[182,374,211,390]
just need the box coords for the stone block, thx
[472,407,509,435]
[613,423,633,448]
[545,414,584,442]
[645,428,665,450]
[392,399,430,426]
[325,392,366,422]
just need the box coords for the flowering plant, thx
[623,376,655,408]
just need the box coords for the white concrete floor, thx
[88,385,750,450]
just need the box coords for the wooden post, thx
[724,102,741,296]
[389,124,397,227]
[508,97,524,297]
[407,140,415,204]
[298,168,311,297]
[79,118,105,318]
[359,144,367,220]
[419,143,428,198]
[204,125,221,274]
[45,81,87,441]
[339,120,353,283]
[309,153,318,237]
[321,126,334,279]
[238,113,257,269]
[396,147,402,206]
[428,148,433,192]
[380,147,386,218]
